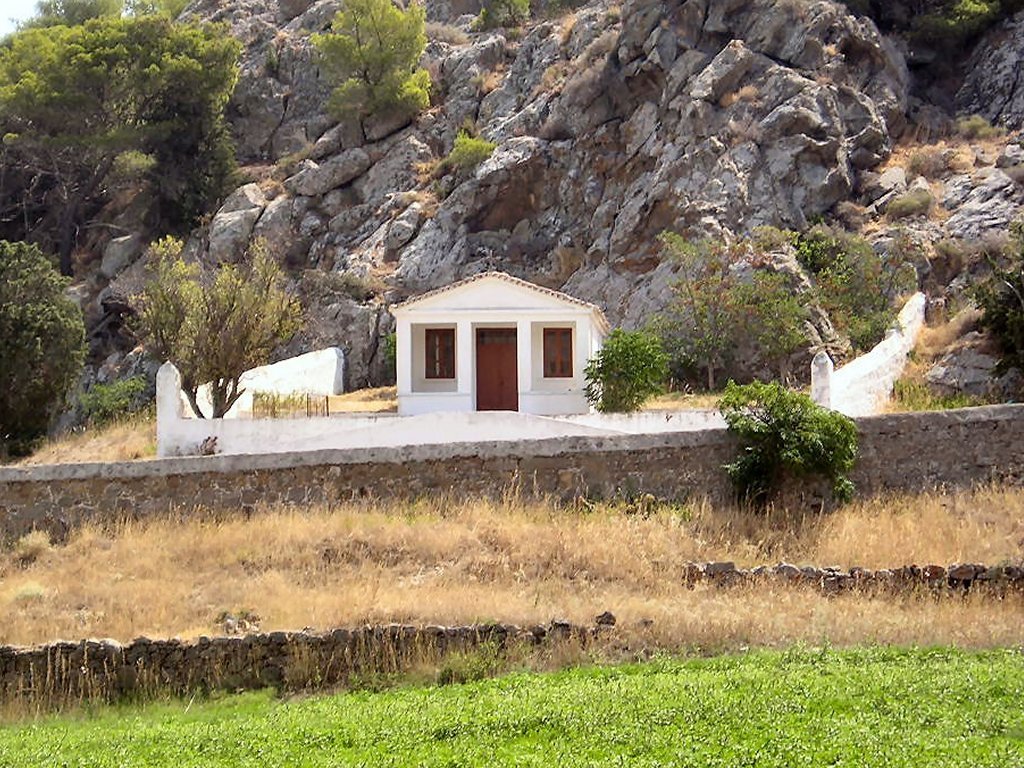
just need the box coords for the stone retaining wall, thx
[0,622,589,708]
[2,405,1024,542]
[2,560,1020,707]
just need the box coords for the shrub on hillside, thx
[313,0,431,123]
[0,241,86,457]
[886,189,935,220]
[444,131,497,176]
[720,380,858,507]
[906,148,948,179]
[79,376,149,426]
[477,0,530,29]
[956,114,1002,140]
[794,225,915,352]
[584,329,669,413]
[973,222,1024,380]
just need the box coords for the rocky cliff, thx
[93,0,1024,391]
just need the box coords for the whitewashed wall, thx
[812,293,927,417]
[188,348,345,419]
[157,362,726,457]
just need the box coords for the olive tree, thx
[133,238,302,418]
[0,240,86,456]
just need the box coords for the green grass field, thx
[1,648,1022,767]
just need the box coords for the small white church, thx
[392,272,609,416]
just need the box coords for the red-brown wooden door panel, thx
[476,328,518,411]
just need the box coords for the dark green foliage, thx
[478,0,530,28]
[656,232,809,389]
[0,17,241,274]
[838,0,1024,81]
[1,649,1021,765]
[444,131,496,176]
[720,380,859,506]
[382,332,397,383]
[21,0,188,27]
[0,240,86,456]
[313,0,431,123]
[956,114,1003,140]
[79,376,149,426]
[974,224,1024,379]
[584,329,668,412]
[794,226,912,352]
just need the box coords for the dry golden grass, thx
[328,386,398,413]
[15,416,156,466]
[1,486,1020,648]
[645,391,722,410]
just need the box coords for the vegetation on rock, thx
[792,225,914,353]
[0,16,241,274]
[477,0,530,29]
[313,0,431,124]
[720,380,859,506]
[443,131,497,178]
[974,222,1024,379]
[656,232,809,390]
[0,241,86,457]
[132,237,301,418]
[79,376,149,426]
[583,329,668,412]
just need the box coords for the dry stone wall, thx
[2,564,1020,708]
[0,622,590,708]
[2,405,1024,543]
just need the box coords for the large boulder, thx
[957,11,1024,129]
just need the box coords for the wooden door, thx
[476,328,518,411]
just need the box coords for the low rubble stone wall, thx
[2,560,1019,706]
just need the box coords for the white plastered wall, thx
[811,292,927,417]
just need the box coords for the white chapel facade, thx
[392,272,609,416]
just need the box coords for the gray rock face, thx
[944,168,1023,240]
[180,0,911,386]
[285,149,372,197]
[957,11,1024,129]
[100,235,143,279]
[925,333,1022,399]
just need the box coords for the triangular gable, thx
[394,272,608,326]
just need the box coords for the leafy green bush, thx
[0,241,86,457]
[720,380,858,507]
[794,225,911,352]
[973,223,1024,378]
[79,376,148,426]
[444,131,496,176]
[584,329,669,413]
[655,231,811,388]
[477,0,530,29]
[313,0,431,122]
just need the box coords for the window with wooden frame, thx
[543,328,573,378]
[425,328,456,379]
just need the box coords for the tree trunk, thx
[183,387,206,419]
[56,200,79,277]
[707,364,715,392]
